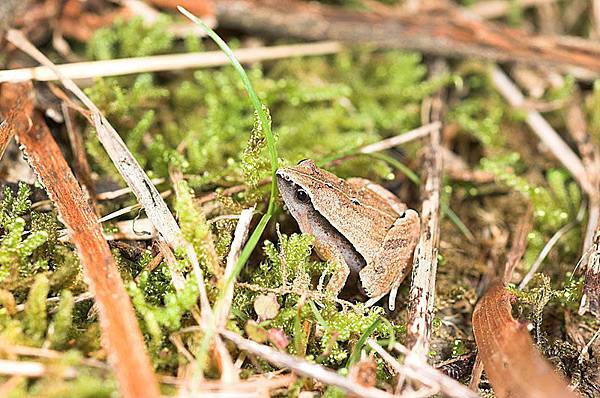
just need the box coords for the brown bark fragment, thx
[472,283,579,398]
[213,0,600,74]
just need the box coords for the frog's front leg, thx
[313,240,351,295]
[359,209,420,310]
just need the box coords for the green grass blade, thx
[178,6,281,380]
[347,317,381,368]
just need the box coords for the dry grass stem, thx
[491,66,593,195]
[367,339,479,398]
[0,41,342,82]
[565,101,600,250]
[469,0,557,19]
[96,178,165,201]
[503,204,533,283]
[217,206,256,329]
[578,222,600,318]
[62,103,96,210]
[97,190,171,223]
[220,330,397,398]
[519,206,583,289]
[0,344,108,369]
[0,359,76,379]
[358,121,441,154]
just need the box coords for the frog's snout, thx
[275,169,292,183]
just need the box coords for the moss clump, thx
[87,16,174,60]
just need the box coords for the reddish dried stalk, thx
[472,283,579,398]
[2,82,160,398]
[0,82,34,159]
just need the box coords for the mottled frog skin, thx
[276,159,420,309]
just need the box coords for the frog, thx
[276,159,420,310]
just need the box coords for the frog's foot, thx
[365,293,385,307]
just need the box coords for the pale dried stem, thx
[469,0,557,19]
[578,221,600,317]
[62,103,96,211]
[358,121,441,154]
[519,205,584,290]
[0,344,107,369]
[96,178,165,201]
[491,66,593,196]
[220,330,397,398]
[468,355,484,391]
[235,282,357,310]
[212,207,255,384]
[97,190,171,223]
[0,41,342,83]
[367,339,480,398]
[0,359,76,379]
[217,207,255,329]
[502,204,533,284]
[14,292,94,313]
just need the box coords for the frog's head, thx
[275,159,318,219]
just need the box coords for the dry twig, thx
[214,0,600,77]
[469,0,557,19]
[0,359,76,379]
[578,223,600,319]
[565,100,600,250]
[406,61,444,356]
[359,121,440,154]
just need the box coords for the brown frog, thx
[276,159,420,309]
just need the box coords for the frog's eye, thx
[295,188,309,203]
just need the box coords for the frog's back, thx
[284,160,398,262]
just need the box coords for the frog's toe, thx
[365,293,385,307]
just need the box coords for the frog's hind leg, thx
[358,210,420,307]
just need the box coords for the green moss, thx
[23,274,50,343]
[87,16,174,60]
[128,275,199,346]
[48,290,74,349]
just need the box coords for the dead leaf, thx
[472,282,579,398]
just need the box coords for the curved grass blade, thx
[178,6,280,380]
